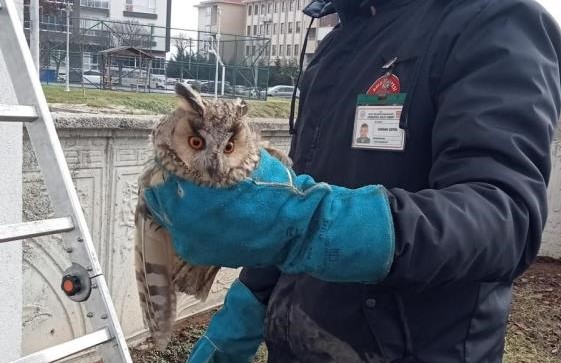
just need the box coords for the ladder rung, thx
[12,328,113,363]
[0,217,74,243]
[0,104,39,122]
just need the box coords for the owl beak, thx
[207,156,223,178]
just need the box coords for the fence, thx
[34,18,272,99]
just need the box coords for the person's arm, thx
[383,0,561,289]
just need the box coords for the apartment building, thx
[195,0,246,64]
[25,0,172,74]
[243,0,338,65]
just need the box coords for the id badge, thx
[351,93,406,151]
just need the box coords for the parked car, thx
[150,75,166,89]
[199,81,233,95]
[180,79,202,92]
[82,70,101,85]
[267,85,299,98]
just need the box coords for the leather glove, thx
[144,149,395,283]
[186,279,265,363]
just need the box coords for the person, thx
[356,123,371,144]
[144,0,561,362]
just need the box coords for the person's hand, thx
[144,149,395,283]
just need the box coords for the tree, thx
[268,58,299,86]
[110,20,152,49]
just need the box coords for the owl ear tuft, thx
[175,83,205,116]
[234,98,248,117]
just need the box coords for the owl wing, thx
[134,163,177,350]
[134,162,221,350]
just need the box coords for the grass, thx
[43,85,294,118]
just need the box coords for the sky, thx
[171,0,199,32]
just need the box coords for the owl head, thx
[152,83,259,186]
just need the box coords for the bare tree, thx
[110,20,152,49]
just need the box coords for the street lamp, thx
[65,0,71,92]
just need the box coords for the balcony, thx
[80,0,109,9]
[123,4,157,19]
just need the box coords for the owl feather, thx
[135,83,290,350]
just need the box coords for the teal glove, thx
[187,279,265,363]
[144,149,395,283]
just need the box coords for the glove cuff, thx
[187,279,265,363]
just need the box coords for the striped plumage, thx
[134,84,290,350]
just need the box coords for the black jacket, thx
[241,0,561,362]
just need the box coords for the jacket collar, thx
[304,0,420,23]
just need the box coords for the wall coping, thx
[51,112,290,132]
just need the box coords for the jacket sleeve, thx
[383,0,561,289]
[239,266,281,305]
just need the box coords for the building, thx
[24,0,172,76]
[243,0,338,66]
[194,0,337,68]
[194,0,249,66]
[196,0,245,35]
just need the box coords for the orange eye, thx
[224,141,235,154]
[188,136,205,150]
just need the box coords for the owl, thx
[134,83,291,350]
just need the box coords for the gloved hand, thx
[144,149,395,283]
[187,279,265,363]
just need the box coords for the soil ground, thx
[131,257,561,363]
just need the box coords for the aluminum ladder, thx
[0,0,132,361]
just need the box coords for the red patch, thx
[367,74,400,95]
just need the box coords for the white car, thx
[267,85,299,98]
[82,70,101,85]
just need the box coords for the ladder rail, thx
[12,328,112,363]
[0,0,133,361]
[0,217,74,243]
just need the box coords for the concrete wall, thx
[0,4,24,361]
[20,113,291,357]
[542,125,561,258]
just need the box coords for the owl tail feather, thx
[134,215,177,351]
[173,263,221,302]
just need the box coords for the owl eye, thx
[224,141,235,154]
[188,136,205,150]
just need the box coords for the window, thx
[296,21,301,33]
[247,25,251,35]
[246,45,250,56]
[280,22,285,34]
[287,45,291,56]
[281,1,285,12]
[261,4,266,14]
[294,44,299,55]
[273,23,277,34]
[279,45,284,56]
[125,0,156,14]
[297,0,301,9]
[253,25,257,34]
[80,0,109,9]
[275,1,279,12]
[272,45,277,56]
[289,0,294,11]
[206,6,211,16]
[309,27,316,40]
[254,4,258,14]
[252,45,256,55]
[260,24,264,34]
[248,5,252,15]
[266,23,271,35]
[268,2,272,13]
[288,22,293,33]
